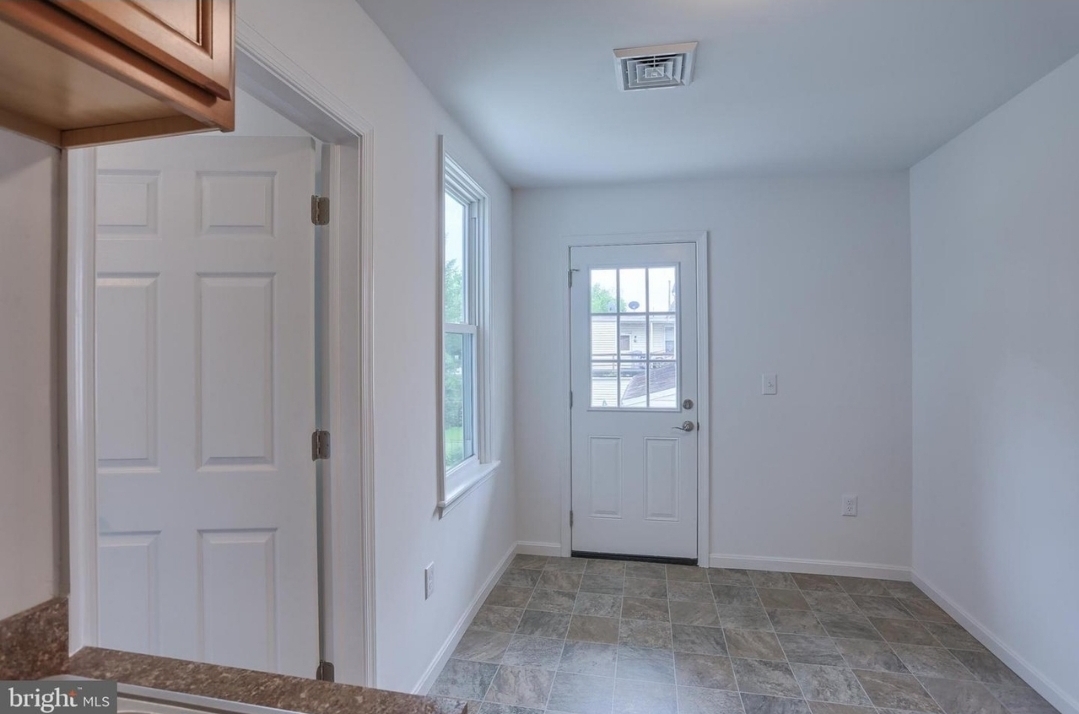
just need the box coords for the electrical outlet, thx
[842,495,858,517]
[762,373,778,395]
[424,563,435,599]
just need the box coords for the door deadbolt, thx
[682,398,694,410]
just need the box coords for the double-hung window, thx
[438,144,496,510]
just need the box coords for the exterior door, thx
[94,136,318,675]
[570,243,699,560]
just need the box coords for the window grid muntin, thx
[589,265,680,410]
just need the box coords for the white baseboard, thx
[709,553,911,581]
[911,570,1079,714]
[413,541,518,695]
[516,541,563,557]
[513,547,908,580]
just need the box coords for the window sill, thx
[439,459,501,517]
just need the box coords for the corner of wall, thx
[413,541,518,695]
[911,570,1079,714]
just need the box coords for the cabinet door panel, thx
[51,0,233,100]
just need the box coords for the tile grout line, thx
[496,562,543,709]
[720,623,745,709]
[532,557,559,713]
[539,633,567,713]
[837,576,954,714]
[790,575,876,710]
[778,579,811,705]
[604,559,623,714]
[754,576,817,708]
[544,562,584,714]
[663,569,679,708]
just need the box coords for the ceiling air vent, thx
[614,42,698,92]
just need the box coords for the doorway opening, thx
[65,33,376,685]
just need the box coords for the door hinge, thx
[311,195,330,226]
[316,660,335,682]
[569,391,574,409]
[312,430,330,461]
[569,268,579,288]
[569,511,574,528]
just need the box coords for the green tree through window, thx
[591,282,626,313]
[444,258,463,324]
[444,258,465,445]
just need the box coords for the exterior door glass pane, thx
[619,314,647,360]
[648,266,677,312]
[590,269,619,313]
[591,315,617,361]
[649,314,677,359]
[587,265,680,410]
[647,362,678,408]
[591,362,618,408]
[619,268,647,312]
[619,364,642,408]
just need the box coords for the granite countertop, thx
[66,649,467,714]
[0,598,68,681]
[1,598,463,714]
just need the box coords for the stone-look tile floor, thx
[430,555,1061,714]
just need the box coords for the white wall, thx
[236,0,516,692]
[0,130,61,620]
[514,175,912,575]
[230,88,311,137]
[911,53,1079,713]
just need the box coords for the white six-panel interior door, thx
[570,243,700,560]
[94,136,319,675]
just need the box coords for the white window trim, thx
[436,137,498,514]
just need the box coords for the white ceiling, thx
[356,0,1079,187]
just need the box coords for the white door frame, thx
[65,19,378,685]
[563,232,711,564]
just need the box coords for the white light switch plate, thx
[762,373,778,395]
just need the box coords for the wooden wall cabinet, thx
[0,0,234,148]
